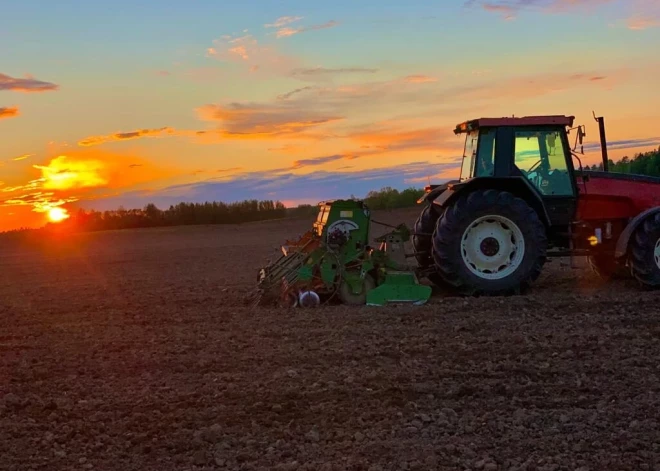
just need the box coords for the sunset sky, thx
[2,0,660,230]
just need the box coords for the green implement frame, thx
[253,199,432,307]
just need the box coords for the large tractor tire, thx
[628,213,660,288]
[412,203,447,287]
[431,189,547,296]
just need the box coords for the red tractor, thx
[413,113,660,295]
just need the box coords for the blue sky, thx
[1,0,660,229]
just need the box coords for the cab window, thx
[476,128,496,177]
[460,130,478,181]
[514,128,573,196]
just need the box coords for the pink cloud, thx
[620,0,660,30]
[482,3,517,19]
[205,33,301,77]
[626,16,659,29]
[264,16,304,28]
[0,73,58,92]
[472,0,615,18]
[274,20,340,38]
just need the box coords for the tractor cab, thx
[453,115,578,199]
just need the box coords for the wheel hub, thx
[480,237,500,257]
[460,215,525,280]
[654,238,660,269]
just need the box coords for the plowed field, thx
[1,207,659,471]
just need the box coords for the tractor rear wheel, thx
[412,203,448,287]
[628,213,660,288]
[431,189,547,296]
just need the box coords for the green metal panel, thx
[366,271,432,306]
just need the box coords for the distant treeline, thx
[47,200,316,233]
[586,146,660,175]
[361,186,425,210]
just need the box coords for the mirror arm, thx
[571,151,584,173]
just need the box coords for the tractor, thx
[413,113,660,296]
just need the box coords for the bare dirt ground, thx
[1,207,659,471]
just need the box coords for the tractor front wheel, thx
[628,213,660,288]
[413,203,440,268]
[412,203,448,288]
[431,189,547,296]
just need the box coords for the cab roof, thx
[454,115,575,134]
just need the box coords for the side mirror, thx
[571,125,586,154]
[579,125,586,153]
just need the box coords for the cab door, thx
[509,126,578,227]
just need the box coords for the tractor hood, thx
[577,170,660,185]
[576,170,660,219]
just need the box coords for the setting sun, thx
[47,207,70,223]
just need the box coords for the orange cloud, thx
[191,66,636,147]
[78,127,188,146]
[403,75,439,83]
[0,73,58,92]
[285,121,467,171]
[348,125,464,155]
[196,103,343,140]
[12,153,33,161]
[0,106,19,119]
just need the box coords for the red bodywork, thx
[577,173,660,221]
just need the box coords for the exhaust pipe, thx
[593,111,609,172]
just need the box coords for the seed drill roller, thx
[252,199,432,307]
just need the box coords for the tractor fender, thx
[417,180,459,204]
[614,206,660,258]
[428,177,552,227]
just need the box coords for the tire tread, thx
[629,212,660,287]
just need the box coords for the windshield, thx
[459,130,479,181]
